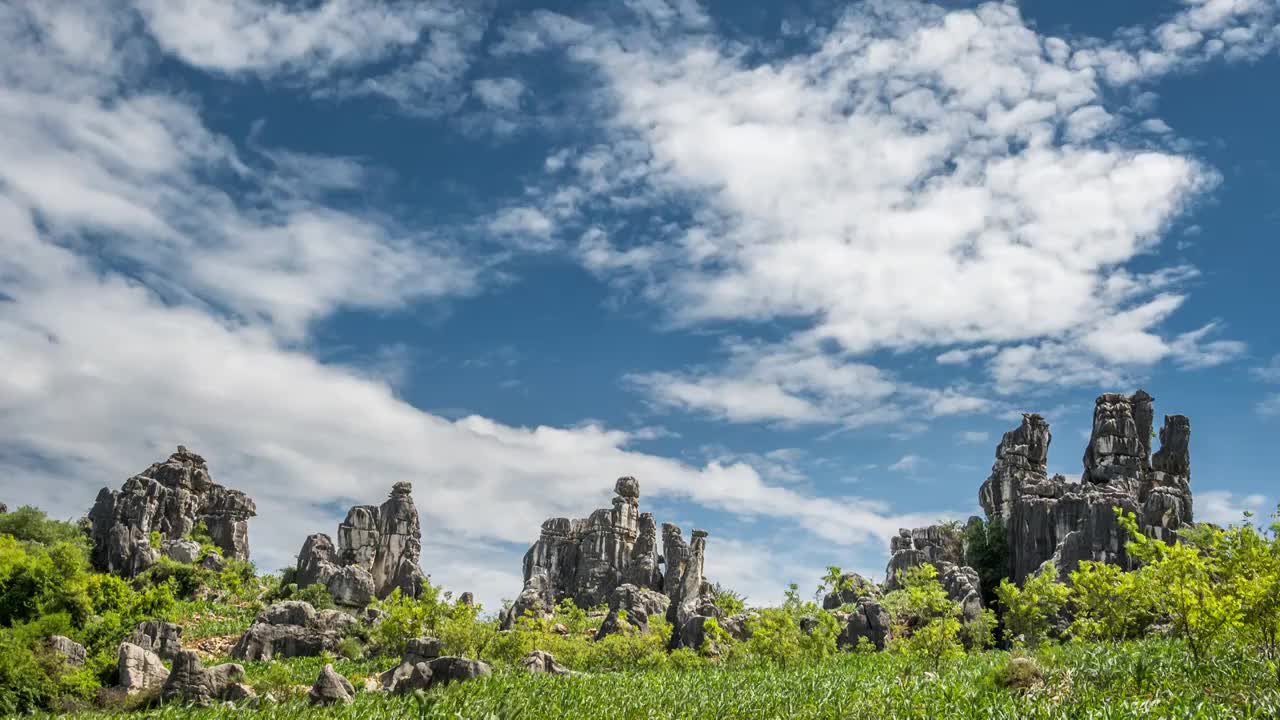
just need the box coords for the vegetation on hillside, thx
[2,504,1280,717]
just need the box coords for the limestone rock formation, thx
[294,483,425,604]
[309,664,355,706]
[520,650,573,675]
[979,391,1194,583]
[230,601,352,661]
[884,525,966,590]
[595,583,671,640]
[821,572,878,610]
[49,635,86,666]
[667,528,720,651]
[87,447,256,576]
[162,539,202,565]
[116,642,169,695]
[127,621,183,661]
[381,654,491,693]
[161,650,254,706]
[838,598,890,651]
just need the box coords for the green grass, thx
[46,639,1280,719]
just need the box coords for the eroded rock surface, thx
[978,391,1194,583]
[117,642,169,695]
[230,601,350,661]
[293,483,425,604]
[49,635,86,666]
[821,572,878,610]
[309,664,355,706]
[161,650,254,706]
[520,650,573,675]
[127,621,183,661]
[505,477,716,630]
[87,447,256,577]
[595,583,671,639]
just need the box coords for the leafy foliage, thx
[995,562,1070,649]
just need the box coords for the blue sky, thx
[1,0,1278,609]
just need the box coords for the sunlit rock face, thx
[978,390,1193,584]
[87,446,256,577]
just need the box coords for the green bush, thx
[996,562,1069,649]
[0,507,87,547]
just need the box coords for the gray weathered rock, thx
[327,565,376,608]
[87,447,256,577]
[458,592,475,606]
[667,528,715,650]
[127,621,183,661]
[309,664,354,706]
[381,656,491,693]
[520,650,573,675]
[161,650,253,706]
[839,598,891,650]
[937,562,983,624]
[49,635,86,666]
[293,484,425,605]
[200,553,225,571]
[884,525,965,590]
[595,583,671,639]
[0,502,7,513]
[821,572,878,610]
[162,538,202,565]
[230,601,346,661]
[117,642,169,694]
[978,391,1194,584]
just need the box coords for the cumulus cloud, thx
[498,0,1260,413]
[1196,490,1271,525]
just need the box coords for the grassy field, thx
[46,639,1280,720]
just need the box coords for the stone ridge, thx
[86,446,256,576]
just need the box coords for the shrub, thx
[996,562,1069,649]
[883,564,965,671]
[0,507,87,547]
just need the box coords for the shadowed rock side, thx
[502,477,716,635]
[87,446,256,577]
[979,390,1193,584]
[294,482,425,604]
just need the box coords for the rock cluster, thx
[160,650,254,706]
[379,638,492,693]
[978,391,1193,583]
[503,477,720,650]
[87,447,256,576]
[294,482,425,604]
[126,621,184,661]
[116,642,169,695]
[883,525,965,591]
[230,601,354,661]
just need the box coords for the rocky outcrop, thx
[309,664,355,706]
[595,583,671,639]
[161,650,254,706]
[979,391,1194,584]
[821,572,878,610]
[49,635,86,666]
[381,650,492,694]
[520,650,573,675]
[667,528,720,651]
[87,447,256,576]
[838,598,891,651]
[126,621,183,661]
[937,562,983,624]
[116,642,169,695]
[162,539,202,565]
[230,601,352,661]
[294,483,425,604]
[884,526,964,590]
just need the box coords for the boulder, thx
[381,656,491,693]
[520,650,573,675]
[126,621,184,661]
[458,592,475,607]
[87,447,256,577]
[403,637,444,665]
[49,635,86,666]
[293,483,425,604]
[116,642,169,694]
[162,538,202,564]
[160,650,254,706]
[309,664,355,706]
[230,601,346,661]
[199,553,225,571]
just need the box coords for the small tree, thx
[1068,560,1156,642]
[996,562,1069,649]
[1119,510,1243,667]
[883,564,965,671]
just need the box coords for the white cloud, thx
[889,454,923,473]
[1196,490,1270,526]
[1259,394,1280,417]
[472,77,526,112]
[1253,355,1280,383]
[503,0,1249,406]
[956,431,990,445]
[628,338,987,427]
